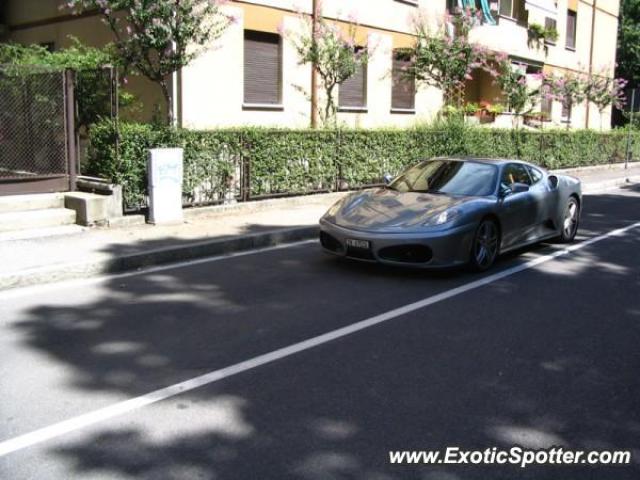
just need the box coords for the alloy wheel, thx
[563,199,579,240]
[474,220,499,270]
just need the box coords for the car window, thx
[526,166,543,184]
[389,160,498,196]
[501,163,532,188]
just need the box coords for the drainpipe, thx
[172,68,180,128]
[586,0,597,128]
[171,5,180,128]
[310,0,320,128]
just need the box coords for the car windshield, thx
[389,159,498,196]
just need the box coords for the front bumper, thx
[319,218,476,268]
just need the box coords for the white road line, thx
[0,221,638,457]
[0,239,317,300]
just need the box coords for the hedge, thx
[87,120,640,211]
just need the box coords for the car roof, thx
[434,156,539,168]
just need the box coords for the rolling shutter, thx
[339,59,367,109]
[565,10,577,49]
[244,30,281,105]
[391,50,415,110]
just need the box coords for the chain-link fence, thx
[0,67,69,183]
[0,65,118,195]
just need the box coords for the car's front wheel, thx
[469,218,499,272]
[558,196,580,243]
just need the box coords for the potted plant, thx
[524,110,549,128]
[462,102,479,124]
[479,103,505,123]
[527,23,558,49]
[544,26,558,45]
[441,104,462,117]
[464,102,480,116]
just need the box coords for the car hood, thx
[330,188,471,232]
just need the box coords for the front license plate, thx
[345,238,370,249]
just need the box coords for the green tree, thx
[0,40,130,131]
[617,0,640,88]
[65,0,233,125]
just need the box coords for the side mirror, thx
[499,184,512,198]
[548,175,559,189]
[383,174,394,185]
[511,182,530,194]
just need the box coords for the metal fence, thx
[0,67,74,194]
[0,65,118,196]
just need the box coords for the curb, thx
[0,225,319,291]
[183,191,348,221]
[552,161,640,175]
[581,175,640,193]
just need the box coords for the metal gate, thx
[0,67,76,196]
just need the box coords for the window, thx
[243,30,282,107]
[541,95,553,118]
[526,166,543,184]
[501,163,532,190]
[499,0,527,22]
[391,50,415,111]
[339,49,367,110]
[561,97,572,121]
[39,42,55,52]
[541,82,553,118]
[389,160,498,197]
[544,17,557,45]
[499,0,513,17]
[565,10,577,50]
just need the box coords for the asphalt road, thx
[1,185,639,480]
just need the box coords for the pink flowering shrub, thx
[409,8,495,107]
[283,3,369,127]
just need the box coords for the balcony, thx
[448,0,558,62]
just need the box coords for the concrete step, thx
[0,224,86,242]
[0,208,77,233]
[0,193,64,214]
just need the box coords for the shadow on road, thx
[10,185,640,479]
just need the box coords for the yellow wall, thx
[7,8,164,122]
[7,0,66,26]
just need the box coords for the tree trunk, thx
[324,85,337,128]
[159,79,174,127]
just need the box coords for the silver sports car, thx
[319,157,581,271]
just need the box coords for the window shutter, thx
[565,10,577,49]
[391,51,415,110]
[541,95,553,117]
[562,98,572,119]
[339,62,367,109]
[244,30,281,104]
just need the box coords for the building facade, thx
[4,0,620,129]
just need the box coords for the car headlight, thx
[424,208,461,226]
[324,200,343,218]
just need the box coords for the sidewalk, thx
[1,163,639,291]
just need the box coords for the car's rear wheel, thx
[558,196,580,243]
[469,218,499,272]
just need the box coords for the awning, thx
[525,0,558,19]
